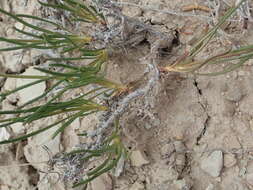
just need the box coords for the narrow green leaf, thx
[0,79,48,100]
[51,111,85,139]
[24,88,68,123]
[0,8,56,34]
[34,67,78,77]
[87,156,112,176]
[0,117,69,144]
[16,14,64,29]
[197,56,251,76]
[190,0,247,57]
[73,149,122,187]
[46,56,95,61]
[68,145,114,156]
[13,27,43,39]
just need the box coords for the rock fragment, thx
[122,6,142,17]
[16,67,46,105]
[130,150,150,167]
[0,128,10,141]
[151,164,179,184]
[24,117,61,171]
[91,174,112,190]
[200,150,223,177]
[3,78,18,103]
[225,82,244,102]
[0,52,25,73]
[3,78,16,91]
[10,122,25,134]
[151,13,169,25]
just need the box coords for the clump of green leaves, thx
[0,0,128,187]
[163,0,253,75]
[0,0,251,188]
[65,119,127,188]
[0,1,126,145]
[0,0,104,57]
[39,0,106,24]
[0,59,125,144]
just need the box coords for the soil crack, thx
[193,79,211,145]
[193,79,202,95]
[196,115,210,145]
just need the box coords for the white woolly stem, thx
[88,58,159,138]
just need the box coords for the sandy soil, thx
[1,0,253,190]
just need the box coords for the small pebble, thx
[200,151,223,177]
[91,174,112,190]
[130,150,150,167]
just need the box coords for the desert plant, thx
[66,119,127,188]
[0,0,252,188]
[0,63,124,143]
[0,0,126,142]
[0,0,127,187]
[162,0,253,75]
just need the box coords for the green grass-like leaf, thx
[0,0,104,56]
[163,0,253,75]
[0,0,124,188]
[38,0,105,24]
[69,120,127,188]
[0,58,126,143]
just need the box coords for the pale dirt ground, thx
[1,0,253,190]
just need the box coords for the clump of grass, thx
[0,0,104,58]
[63,119,127,188]
[0,0,128,187]
[0,60,125,144]
[162,0,253,75]
[39,0,106,24]
[0,0,124,142]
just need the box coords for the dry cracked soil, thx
[1,0,253,190]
